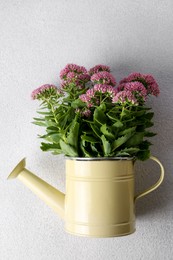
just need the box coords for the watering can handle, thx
[134,156,164,202]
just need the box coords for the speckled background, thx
[0,1,173,259]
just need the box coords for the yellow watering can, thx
[8,156,164,237]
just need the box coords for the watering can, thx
[8,156,164,237]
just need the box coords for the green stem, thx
[100,95,108,104]
[120,106,125,120]
[45,98,59,124]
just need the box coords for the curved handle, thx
[134,156,164,202]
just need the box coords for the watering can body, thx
[8,156,164,237]
[65,158,135,237]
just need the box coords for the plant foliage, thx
[31,64,159,161]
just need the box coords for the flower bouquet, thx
[31,64,159,160]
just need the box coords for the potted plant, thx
[31,63,159,160]
[8,64,164,237]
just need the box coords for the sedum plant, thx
[31,64,159,160]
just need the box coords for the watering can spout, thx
[7,158,65,220]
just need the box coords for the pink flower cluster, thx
[78,67,159,109]
[79,69,117,110]
[60,63,90,89]
[119,72,159,96]
[94,84,118,96]
[76,108,92,117]
[88,64,110,76]
[31,64,160,115]
[112,91,138,105]
[79,92,95,108]
[117,81,147,103]
[60,64,88,79]
[31,84,59,100]
[91,71,116,86]
[79,84,118,108]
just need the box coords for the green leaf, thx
[126,132,144,147]
[57,108,74,129]
[90,124,101,138]
[33,117,45,121]
[145,112,154,120]
[90,143,101,156]
[59,140,78,157]
[81,135,99,143]
[130,110,146,117]
[99,103,106,111]
[51,150,63,155]
[37,111,52,115]
[107,113,118,121]
[116,147,140,156]
[112,120,123,128]
[118,126,136,136]
[32,121,47,127]
[144,131,156,137]
[136,149,150,161]
[40,142,61,152]
[145,121,154,128]
[67,119,79,149]
[123,147,140,153]
[41,133,61,143]
[112,133,133,151]
[93,107,107,126]
[116,152,130,156]
[101,135,111,156]
[80,142,93,157]
[45,115,54,120]
[139,140,152,149]
[46,121,58,127]
[47,126,59,132]
[100,124,115,140]
[71,99,86,108]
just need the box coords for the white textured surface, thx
[0,1,173,259]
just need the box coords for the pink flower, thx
[93,84,118,97]
[79,92,94,108]
[64,72,90,83]
[79,94,91,103]
[31,84,58,100]
[60,63,88,80]
[88,64,111,76]
[60,64,90,89]
[66,72,76,79]
[82,109,92,117]
[77,74,90,81]
[79,84,118,108]
[143,74,160,96]
[120,73,143,84]
[112,90,138,105]
[75,108,92,117]
[118,82,147,101]
[120,72,159,96]
[86,88,95,97]
[91,71,116,86]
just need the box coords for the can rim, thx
[65,156,135,161]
